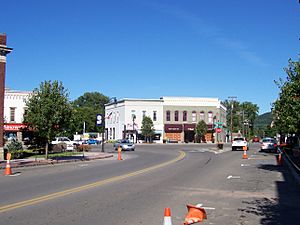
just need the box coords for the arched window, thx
[183,111,187,121]
[192,111,197,122]
[208,111,213,123]
[200,111,205,121]
[166,111,171,121]
[174,111,179,121]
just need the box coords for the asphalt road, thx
[1,143,300,225]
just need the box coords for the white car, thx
[51,137,75,151]
[232,137,248,151]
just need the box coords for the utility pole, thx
[0,34,12,160]
[228,96,237,141]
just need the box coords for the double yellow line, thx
[0,151,185,213]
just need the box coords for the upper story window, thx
[192,111,197,122]
[142,110,146,118]
[10,107,16,122]
[166,111,171,121]
[183,111,187,121]
[153,111,157,121]
[200,111,205,121]
[208,111,213,123]
[174,111,179,121]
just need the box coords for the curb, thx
[0,153,114,169]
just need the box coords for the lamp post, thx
[228,96,237,141]
[98,97,117,152]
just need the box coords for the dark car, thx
[113,139,135,151]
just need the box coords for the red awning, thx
[4,123,28,131]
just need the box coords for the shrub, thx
[77,144,91,152]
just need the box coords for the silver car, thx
[261,138,278,153]
[114,139,135,151]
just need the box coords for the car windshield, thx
[121,139,131,143]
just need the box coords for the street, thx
[1,143,300,225]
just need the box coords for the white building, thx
[105,98,164,143]
[4,88,32,141]
[105,97,227,143]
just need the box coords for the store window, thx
[175,111,179,121]
[192,111,197,122]
[166,111,171,121]
[183,111,187,121]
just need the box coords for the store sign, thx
[164,124,183,133]
[4,123,27,131]
[184,124,196,131]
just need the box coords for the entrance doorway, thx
[184,131,195,143]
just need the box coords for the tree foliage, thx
[195,120,207,143]
[141,116,155,142]
[222,100,259,138]
[273,58,300,135]
[71,92,110,134]
[24,81,72,158]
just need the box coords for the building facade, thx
[105,97,227,143]
[105,99,164,143]
[4,88,32,142]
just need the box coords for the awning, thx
[164,124,183,133]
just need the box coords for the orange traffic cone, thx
[277,153,283,166]
[242,149,248,159]
[3,152,12,176]
[163,208,172,225]
[117,146,122,161]
[183,204,207,225]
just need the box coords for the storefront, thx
[184,124,196,143]
[164,124,183,142]
[4,123,32,143]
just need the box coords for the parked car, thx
[232,137,248,151]
[87,139,100,145]
[260,137,278,153]
[51,137,76,151]
[113,139,135,151]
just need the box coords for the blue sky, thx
[1,0,299,114]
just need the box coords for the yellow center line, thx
[0,151,185,213]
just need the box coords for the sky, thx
[1,0,299,114]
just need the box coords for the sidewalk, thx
[0,152,113,169]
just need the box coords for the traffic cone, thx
[3,152,12,176]
[277,153,283,166]
[117,146,122,160]
[242,150,248,159]
[183,204,207,225]
[163,208,172,225]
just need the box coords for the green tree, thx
[273,58,300,135]
[222,100,259,138]
[141,116,155,143]
[71,92,110,134]
[24,81,72,158]
[195,120,207,143]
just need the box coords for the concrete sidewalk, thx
[0,152,113,169]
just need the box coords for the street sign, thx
[96,114,103,126]
[216,128,222,133]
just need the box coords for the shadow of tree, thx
[237,163,300,225]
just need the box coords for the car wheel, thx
[232,147,235,151]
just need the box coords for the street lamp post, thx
[98,97,117,152]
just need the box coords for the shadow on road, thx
[237,163,300,225]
